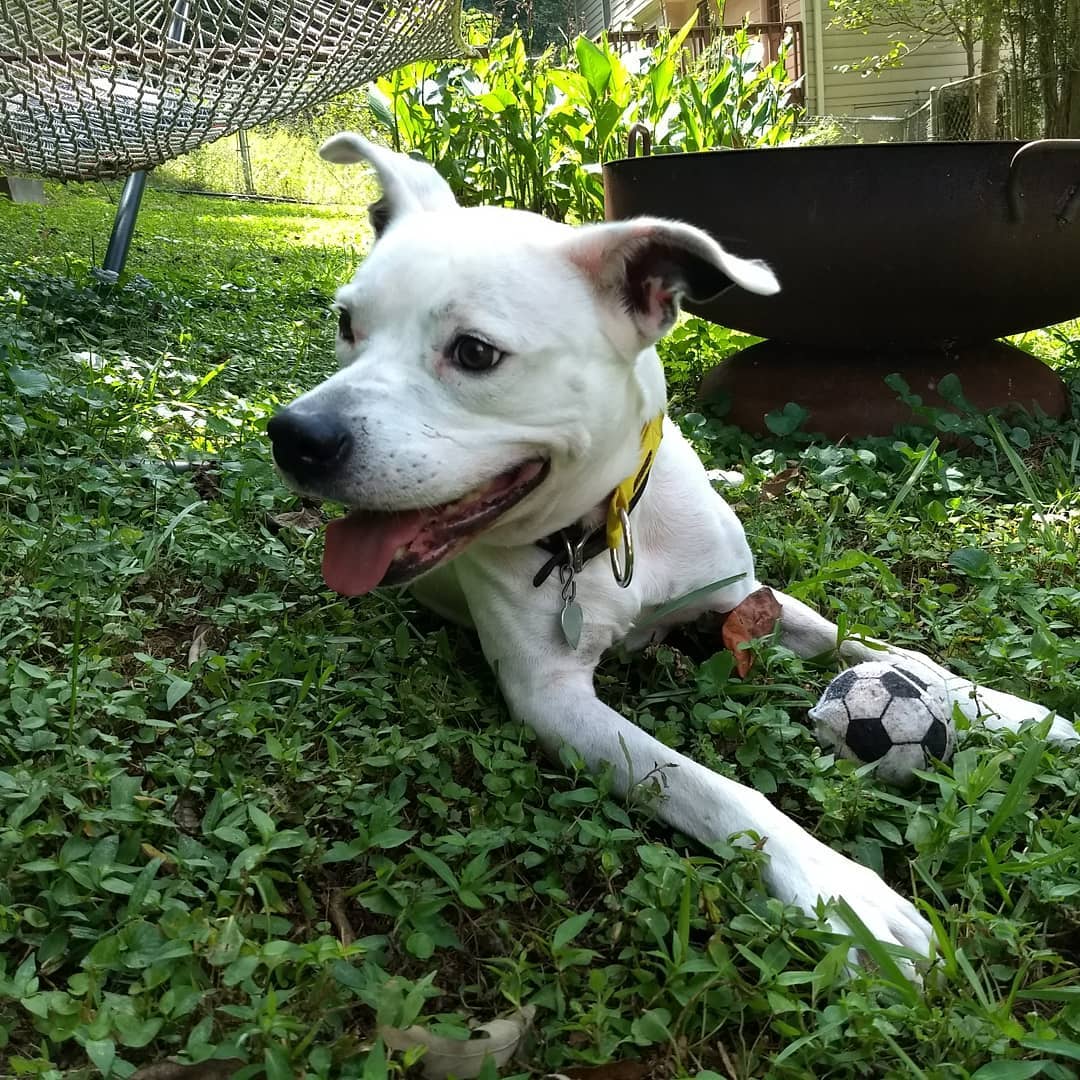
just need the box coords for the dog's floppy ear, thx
[319,132,458,239]
[561,218,779,348]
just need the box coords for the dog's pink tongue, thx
[322,510,426,596]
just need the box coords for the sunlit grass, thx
[155,126,382,206]
[1008,318,1080,367]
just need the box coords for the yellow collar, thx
[531,413,665,592]
[606,413,664,553]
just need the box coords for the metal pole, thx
[92,171,149,283]
[238,129,256,195]
[92,0,190,284]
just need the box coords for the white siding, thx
[815,23,972,114]
[581,0,607,36]
[607,0,645,27]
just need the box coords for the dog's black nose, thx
[267,409,353,481]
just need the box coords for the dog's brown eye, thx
[453,335,502,372]
[337,308,355,345]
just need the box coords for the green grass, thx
[152,126,382,205]
[1,182,1080,1080]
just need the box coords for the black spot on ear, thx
[337,308,355,345]
[369,197,392,238]
[675,248,736,303]
[622,242,736,320]
[846,714,892,761]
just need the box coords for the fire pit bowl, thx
[603,140,1080,348]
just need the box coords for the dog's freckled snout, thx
[267,409,353,482]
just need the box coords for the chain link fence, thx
[795,71,1067,145]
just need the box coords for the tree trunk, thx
[1066,69,1080,136]
[1066,0,1080,136]
[977,0,1002,138]
[1032,0,1060,134]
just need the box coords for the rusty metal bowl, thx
[603,139,1080,348]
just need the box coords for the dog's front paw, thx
[768,838,933,979]
[1045,714,1080,746]
[944,680,1080,747]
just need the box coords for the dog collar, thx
[533,413,664,589]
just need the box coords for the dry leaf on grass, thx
[641,642,694,681]
[721,586,783,678]
[129,1060,244,1080]
[187,623,212,666]
[191,464,221,501]
[172,790,203,836]
[761,465,801,500]
[267,506,326,533]
[327,886,355,946]
[551,1061,651,1080]
[381,1006,536,1079]
[140,842,176,869]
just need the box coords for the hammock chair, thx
[0,0,463,276]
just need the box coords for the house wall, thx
[604,0,702,30]
[723,0,764,25]
[782,0,803,83]
[590,0,972,118]
[805,10,972,114]
[723,0,804,84]
[581,0,608,36]
[607,0,650,28]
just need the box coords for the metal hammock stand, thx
[0,0,463,279]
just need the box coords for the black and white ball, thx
[809,661,956,787]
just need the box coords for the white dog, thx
[268,133,1077,973]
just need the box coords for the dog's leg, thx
[496,659,934,971]
[769,586,1079,745]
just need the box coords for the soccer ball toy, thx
[809,661,956,787]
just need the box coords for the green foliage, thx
[827,0,978,75]
[154,127,381,205]
[657,317,761,411]
[0,183,1079,1078]
[370,25,796,222]
[464,0,574,51]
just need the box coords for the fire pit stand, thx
[603,136,1080,438]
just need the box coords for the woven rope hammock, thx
[0,0,463,181]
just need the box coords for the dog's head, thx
[268,133,779,595]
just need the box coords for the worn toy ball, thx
[809,661,956,787]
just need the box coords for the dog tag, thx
[560,601,584,650]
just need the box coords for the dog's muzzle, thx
[267,408,353,485]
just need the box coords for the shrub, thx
[369,22,798,222]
